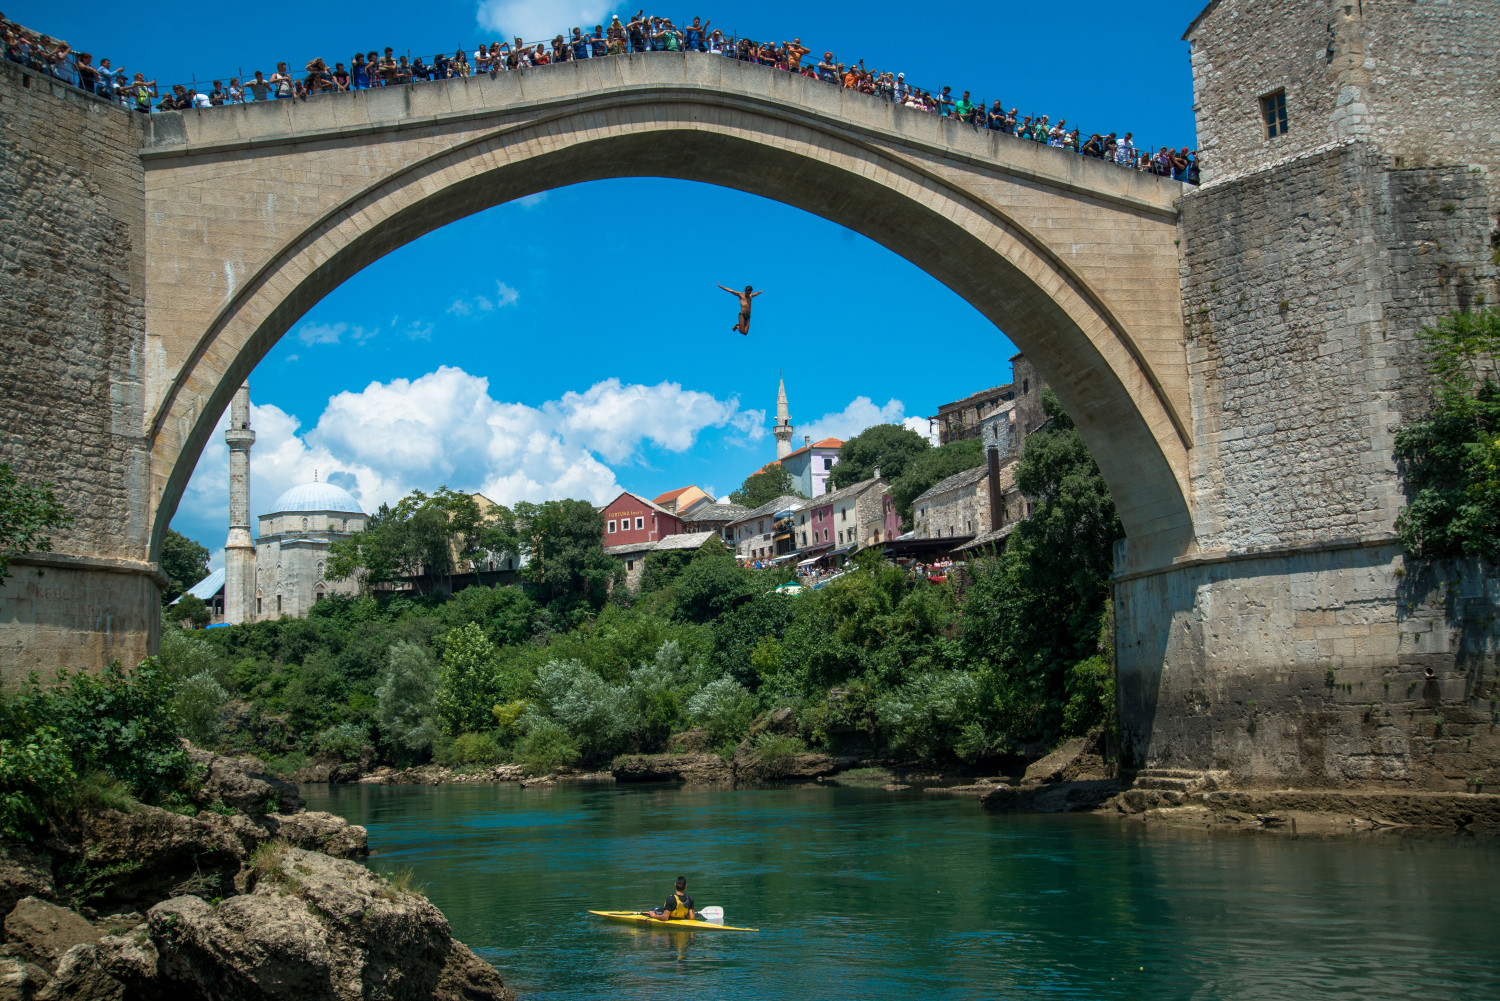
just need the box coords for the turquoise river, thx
[302,782,1500,1000]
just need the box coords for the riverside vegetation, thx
[147,389,1123,782]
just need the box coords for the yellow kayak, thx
[589,910,758,932]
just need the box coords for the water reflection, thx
[306,783,1500,1001]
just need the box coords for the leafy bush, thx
[0,725,75,840]
[533,660,636,760]
[433,623,505,736]
[1062,655,1115,735]
[1394,308,1500,561]
[875,672,980,761]
[439,731,504,766]
[170,669,229,747]
[376,641,440,760]
[491,699,531,734]
[749,732,806,777]
[310,722,369,762]
[515,716,580,773]
[687,676,755,749]
[3,662,193,805]
[171,593,212,629]
[160,627,224,683]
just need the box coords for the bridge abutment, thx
[0,62,156,685]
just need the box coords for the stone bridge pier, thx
[3,0,1499,789]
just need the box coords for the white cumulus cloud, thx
[477,1,608,41]
[174,366,760,549]
[903,415,939,445]
[800,396,909,443]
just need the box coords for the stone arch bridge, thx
[3,47,1495,787]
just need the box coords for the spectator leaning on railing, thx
[0,10,1198,183]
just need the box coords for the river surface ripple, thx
[303,782,1500,1000]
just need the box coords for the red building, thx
[600,492,683,547]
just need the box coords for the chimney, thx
[987,446,1002,531]
[873,465,881,480]
[804,435,810,445]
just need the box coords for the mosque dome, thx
[268,480,364,515]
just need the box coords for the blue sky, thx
[14,1,1208,563]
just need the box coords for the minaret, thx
[774,373,794,459]
[224,384,256,624]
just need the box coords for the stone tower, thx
[773,373,794,459]
[224,384,256,624]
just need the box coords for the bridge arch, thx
[141,54,1195,570]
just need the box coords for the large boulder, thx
[32,943,128,1001]
[432,942,513,1001]
[0,847,54,919]
[611,753,732,785]
[1018,731,1109,786]
[2,898,100,972]
[186,747,304,815]
[77,805,245,906]
[221,812,369,859]
[149,846,469,1001]
[0,956,52,1001]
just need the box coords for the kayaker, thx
[646,876,696,921]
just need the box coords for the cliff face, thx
[0,750,514,1001]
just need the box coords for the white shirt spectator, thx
[1114,136,1135,165]
[192,92,212,108]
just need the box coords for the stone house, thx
[678,500,750,546]
[605,530,720,590]
[912,455,1025,543]
[727,495,805,561]
[819,476,891,552]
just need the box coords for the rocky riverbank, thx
[969,736,1500,834]
[0,749,514,1000]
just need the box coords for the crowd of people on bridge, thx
[1,11,1198,183]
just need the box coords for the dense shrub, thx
[515,716,581,772]
[1394,308,1500,561]
[170,670,229,747]
[0,726,75,840]
[310,722,369,762]
[687,676,755,749]
[434,731,504,766]
[376,641,440,761]
[2,662,194,804]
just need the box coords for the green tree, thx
[490,499,621,611]
[0,463,71,591]
[642,537,731,596]
[376,641,441,760]
[172,593,211,629]
[1394,307,1500,561]
[328,487,497,594]
[159,528,211,604]
[889,437,986,526]
[433,623,505,735]
[673,552,752,623]
[828,424,930,489]
[730,465,803,508]
[962,389,1123,742]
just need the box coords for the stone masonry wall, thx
[1180,143,1496,550]
[1117,545,1500,788]
[0,63,155,682]
[1124,130,1500,786]
[1189,0,1500,196]
[0,63,150,560]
